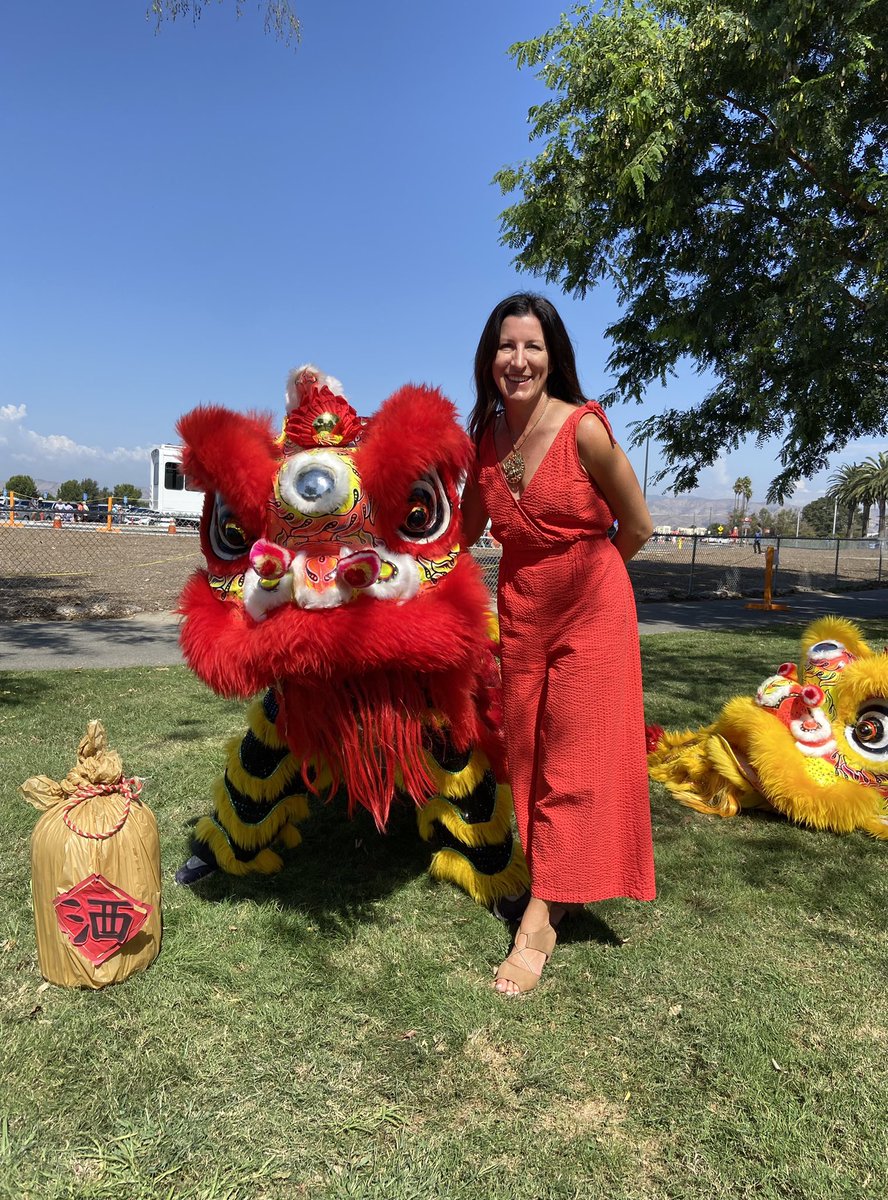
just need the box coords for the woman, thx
[461,293,656,996]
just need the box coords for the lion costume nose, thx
[336,549,381,590]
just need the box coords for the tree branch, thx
[715,92,880,218]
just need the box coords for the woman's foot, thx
[493,897,566,996]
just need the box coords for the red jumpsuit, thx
[476,402,656,904]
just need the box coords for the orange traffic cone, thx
[167,520,177,535]
[52,515,62,529]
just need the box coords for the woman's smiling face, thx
[492,314,551,409]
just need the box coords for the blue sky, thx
[0,0,879,505]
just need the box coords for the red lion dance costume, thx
[175,366,528,908]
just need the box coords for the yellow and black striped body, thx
[191,689,528,906]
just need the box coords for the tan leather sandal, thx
[493,924,558,996]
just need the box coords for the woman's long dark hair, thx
[468,293,587,445]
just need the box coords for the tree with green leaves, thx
[497,1,888,501]
[56,478,102,503]
[113,482,145,504]
[5,474,37,499]
[79,478,103,502]
[801,495,840,537]
[56,480,82,502]
[772,507,808,536]
[148,1,299,46]
[850,465,877,536]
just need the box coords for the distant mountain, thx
[24,483,766,523]
[645,494,767,530]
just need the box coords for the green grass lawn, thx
[1,622,887,1200]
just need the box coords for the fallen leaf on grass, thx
[771,1058,784,1071]
[669,1004,683,1018]
[399,1030,417,1040]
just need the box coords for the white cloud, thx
[0,403,150,488]
[707,455,731,488]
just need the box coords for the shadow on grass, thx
[560,909,624,948]
[185,796,441,937]
[651,784,885,933]
[160,716,235,743]
[182,792,630,950]
[0,672,49,706]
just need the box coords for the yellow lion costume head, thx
[648,617,888,839]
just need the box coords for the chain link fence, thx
[630,534,885,600]
[0,518,204,621]
[0,521,883,623]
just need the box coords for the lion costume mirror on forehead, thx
[175,366,528,908]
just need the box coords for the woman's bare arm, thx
[459,471,490,548]
[576,414,652,562]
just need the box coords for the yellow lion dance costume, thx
[648,617,888,839]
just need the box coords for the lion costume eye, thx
[209,494,250,561]
[397,471,451,544]
[809,640,847,660]
[846,702,888,761]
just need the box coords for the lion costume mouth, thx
[232,543,427,618]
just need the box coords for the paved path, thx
[1,611,184,671]
[2,589,886,672]
[635,587,888,635]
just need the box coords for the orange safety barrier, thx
[98,496,120,534]
[746,545,789,612]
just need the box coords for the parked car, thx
[122,507,155,525]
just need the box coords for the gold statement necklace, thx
[501,396,550,488]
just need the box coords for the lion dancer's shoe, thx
[175,690,312,886]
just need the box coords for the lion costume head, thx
[648,616,888,839]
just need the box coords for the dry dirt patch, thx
[0,524,204,621]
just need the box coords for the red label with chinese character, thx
[53,874,153,966]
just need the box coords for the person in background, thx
[461,293,656,996]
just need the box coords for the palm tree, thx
[738,475,752,513]
[850,464,879,537]
[827,464,865,537]
[859,452,888,538]
[731,475,753,531]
